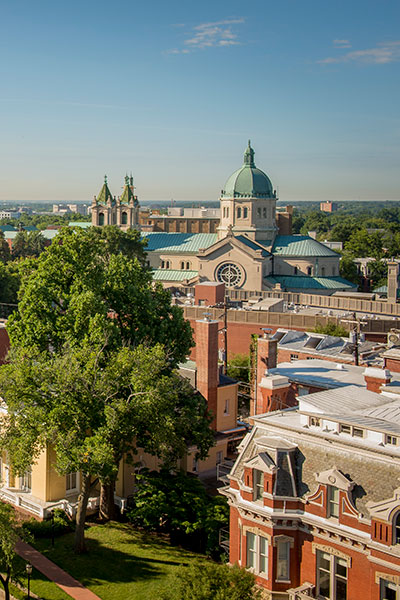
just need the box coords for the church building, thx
[90,143,354,295]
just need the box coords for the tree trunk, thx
[74,473,91,554]
[0,570,11,600]
[99,480,115,521]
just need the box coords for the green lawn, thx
[33,521,208,600]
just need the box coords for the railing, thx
[219,528,230,553]
[217,460,234,483]
[287,582,315,599]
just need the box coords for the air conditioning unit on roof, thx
[388,330,400,347]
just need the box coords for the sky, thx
[0,0,399,202]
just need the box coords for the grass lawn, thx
[33,521,208,600]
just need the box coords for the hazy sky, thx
[0,0,399,202]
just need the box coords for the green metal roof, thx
[96,175,114,205]
[235,235,271,257]
[265,275,356,290]
[0,225,17,232]
[142,232,217,254]
[272,235,339,257]
[152,269,199,281]
[69,222,92,228]
[120,175,137,205]
[221,141,274,199]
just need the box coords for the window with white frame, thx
[66,472,77,492]
[339,423,364,438]
[253,469,264,502]
[316,550,347,600]
[327,485,340,518]
[276,539,290,581]
[394,513,400,545]
[380,578,399,600]
[20,470,32,492]
[246,532,268,577]
[386,435,398,446]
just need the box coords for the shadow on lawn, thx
[39,523,192,589]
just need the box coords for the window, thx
[121,211,128,225]
[316,550,347,600]
[192,458,198,473]
[186,261,190,269]
[257,208,261,218]
[99,212,105,226]
[395,514,400,545]
[263,207,267,218]
[66,472,77,491]
[180,261,185,269]
[327,485,340,518]
[237,207,242,218]
[20,470,32,492]
[246,532,268,576]
[224,398,230,415]
[309,416,321,427]
[243,207,248,218]
[380,579,399,600]
[290,353,298,361]
[307,266,312,275]
[276,540,290,581]
[386,435,398,445]
[321,267,325,276]
[166,261,170,269]
[216,451,223,465]
[294,266,298,275]
[339,424,364,438]
[253,469,264,501]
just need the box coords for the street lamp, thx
[25,563,32,600]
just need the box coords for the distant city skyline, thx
[0,0,399,202]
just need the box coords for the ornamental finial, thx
[244,141,255,167]
[104,175,108,184]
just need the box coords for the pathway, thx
[15,541,102,600]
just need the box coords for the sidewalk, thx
[15,541,101,600]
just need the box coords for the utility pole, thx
[341,313,367,366]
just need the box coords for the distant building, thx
[0,210,21,220]
[320,200,338,212]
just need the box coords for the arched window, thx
[321,267,325,276]
[307,266,312,276]
[122,212,128,225]
[99,212,105,226]
[226,207,229,218]
[294,266,298,275]
[166,261,170,269]
[394,513,400,544]
[161,260,165,269]
[263,207,267,218]
[243,207,248,218]
[257,207,261,218]
[186,262,190,269]
[180,261,185,270]
[237,207,242,218]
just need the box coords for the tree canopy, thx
[0,502,29,600]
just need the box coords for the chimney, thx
[363,367,392,393]
[254,375,290,415]
[387,261,399,303]
[195,317,219,430]
[195,282,225,307]
[250,333,278,415]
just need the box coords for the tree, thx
[367,260,388,289]
[227,354,250,383]
[11,230,46,259]
[344,229,383,259]
[313,322,349,338]
[0,344,212,554]
[0,231,11,263]
[0,503,29,600]
[127,469,228,556]
[339,255,360,286]
[164,563,261,600]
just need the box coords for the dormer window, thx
[386,435,398,445]
[309,416,321,427]
[395,514,400,545]
[327,485,339,518]
[254,469,264,501]
[339,424,364,438]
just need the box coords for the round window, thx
[215,262,244,288]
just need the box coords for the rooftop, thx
[272,235,340,257]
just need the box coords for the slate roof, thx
[152,269,199,281]
[141,232,217,254]
[264,275,356,290]
[272,235,339,257]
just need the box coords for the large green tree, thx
[1,226,206,551]
[0,343,213,554]
[11,230,46,259]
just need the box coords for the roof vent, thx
[336,363,346,370]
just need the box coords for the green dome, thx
[221,141,274,199]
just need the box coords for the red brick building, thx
[222,383,400,599]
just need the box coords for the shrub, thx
[23,509,72,539]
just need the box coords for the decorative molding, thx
[311,542,352,566]
[368,488,400,522]
[243,525,272,542]
[273,534,294,548]
[307,485,324,506]
[375,571,400,586]
[315,467,354,492]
